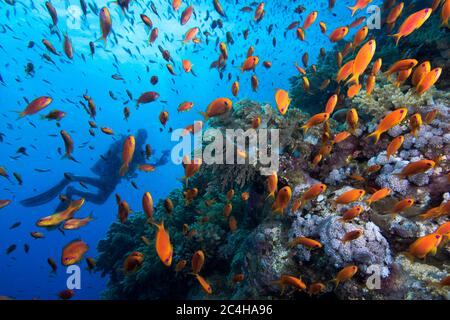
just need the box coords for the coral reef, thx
[95,3,450,299]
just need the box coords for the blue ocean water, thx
[0,0,383,299]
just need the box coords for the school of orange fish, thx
[1,0,450,299]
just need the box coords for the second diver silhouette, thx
[21,129,171,211]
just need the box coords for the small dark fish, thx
[6,244,16,255]
[13,172,23,185]
[24,244,30,253]
[9,222,21,230]
[48,258,57,273]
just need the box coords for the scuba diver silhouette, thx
[21,129,170,210]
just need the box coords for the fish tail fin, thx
[388,33,402,46]
[332,278,340,290]
[272,204,283,215]
[345,74,359,86]
[265,191,275,200]
[149,219,163,230]
[119,163,129,177]
[366,130,381,144]
[301,124,310,135]
[347,6,357,17]
[441,20,449,29]
[401,251,415,264]
[198,111,209,122]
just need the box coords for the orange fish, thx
[348,0,372,16]
[333,265,358,288]
[123,252,144,273]
[390,8,433,46]
[301,113,330,134]
[392,198,414,214]
[411,61,431,86]
[339,206,363,222]
[325,94,338,114]
[191,250,205,274]
[347,83,362,98]
[142,192,154,222]
[347,39,376,85]
[319,22,326,34]
[386,135,404,160]
[353,26,368,48]
[182,59,193,73]
[61,240,89,266]
[172,0,181,11]
[150,220,173,267]
[183,27,199,44]
[175,260,187,273]
[199,98,232,121]
[180,5,193,25]
[275,89,291,115]
[0,200,11,210]
[303,11,318,30]
[296,27,305,41]
[251,116,261,129]
[119,136,135,176]
[98,7,112,45]
[299,183,327,208]
[408,233,442,259]
[346,108,359,134]
[219,42,228,59]
[223,203,232,218]
[254,2,265,21]
[409,113,422,136]
[442,0,450,27]
[308,282,326,296]
[396,160,435,179]
[333,131,351,144]
[272,275,306,294]
[191,273,212,294]
[181,156,201,187]
[60,130,76,162]
[272,186,292,215]
[294,62,307,75]
[240,56,259,72]
[341,229,364,243]
[36,199,85,228]
[367,108,408,144]
[372,58,382,75]
[232,274,245,283]
[251,75,259,92]
[385,2,404,31]
[289,237,322,249]
[418,206,443,220]
[335,189,365,205]
[178,101,194,113]
[138,164,156,172]
[366,188,391,205]
[241,192,250,201]
[63,213,94,230]
[231,81,239,97]
[229,216,237,231]
[266,172,278,199]
[329,26,348,42]
[366,74,376,96]
[336,60,354,83]
[384,59,418,78]
[435,222,450,237]
[18,96,53,118]
[416,68,442,95]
